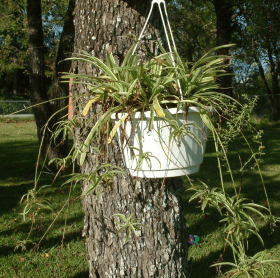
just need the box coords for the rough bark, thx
[213,0,233,97]
[71,0,189,277]
[27,0,52,160]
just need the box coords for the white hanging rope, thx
[131,0,183,100]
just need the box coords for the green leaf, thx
[80,106,121,165]
[199,108,213,130]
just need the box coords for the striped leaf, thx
[153,97,165,118]
[80,106,121,165]
[199,108,213,130]
[108,114,129,144]
[148,105,155,131]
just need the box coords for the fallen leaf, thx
[20,257,25,262]
[41,253,49,258]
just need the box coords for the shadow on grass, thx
[0,141,39,181]
[0,175,68,218]
[71,270,89,277]
[190,246,234,278]
[0,182,34,218]
[0,213,85,257]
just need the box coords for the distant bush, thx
[0,100,33,115]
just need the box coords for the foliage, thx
[167,0,217,61]
[20,186,53,222]
[62,163,125,197]
[114,212,151,244]
[0,0,28,74]
[0,100,33,115]
[185,95,280,276]
[232,0,280,115]
[1,118,280,276]
[17,37,280,276]
[212,241,279,278]
[0,0,69,96]
[61,42,234,168]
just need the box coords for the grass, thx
[183,121,280,277]
[0,119,88,278]
[0,118,279,277]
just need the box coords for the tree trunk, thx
[71,0,189,276]
[49,0,76,158]
[13,57,18,96]
[252,43,280,116]
[27,0,75,161]
[267,45,280,117]
[213,0,233,97]
[27,0,52,160]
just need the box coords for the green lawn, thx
[0,119,88,278]
[0,119,279,277]
[183,121,280,277]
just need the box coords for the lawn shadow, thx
[0,182,34,218]
[71,270,89,277]
[0,213,85,258]
[0,141,39,181]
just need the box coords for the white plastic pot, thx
[111,106,211,178]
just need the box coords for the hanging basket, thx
[111,107,212,178]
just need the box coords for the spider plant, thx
[62,42,235,166]
[211,239,279,278]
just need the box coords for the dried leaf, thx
[154,58,165,64]
[41,253,49,258]
[81,95,100,117]
[108,114,129,144]
[10,266,17,269]
[153,97,165,117]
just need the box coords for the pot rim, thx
[111,106,215,119]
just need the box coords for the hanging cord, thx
[131,0,183,101]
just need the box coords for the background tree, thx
[0,0,70,98]
[168,0,216,61]
[26,0,74,160]
[71,0,189,276]
[168,0,236,97]
[27,0,53,160]
[211,0,236,97]
[49,0,75,158]
[234,0,280,117]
